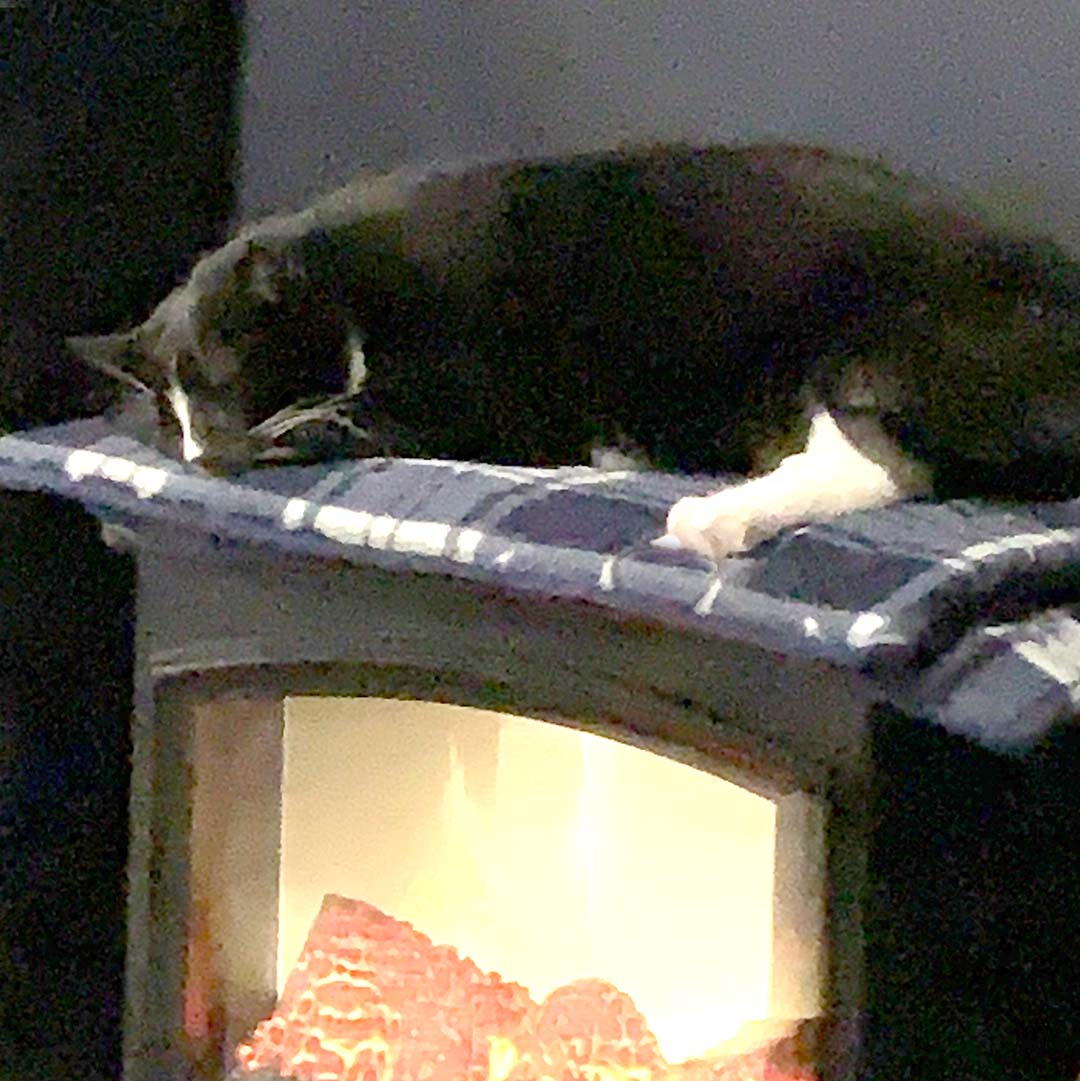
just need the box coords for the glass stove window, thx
[271,696,801,1066]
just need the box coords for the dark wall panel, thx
[0,4,242,1076]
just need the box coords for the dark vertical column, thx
[0,3,242,1076]
[821,748,871,1081]
[0,494,136,1078]
[0,1,244,420]
[863,706,1080,1081]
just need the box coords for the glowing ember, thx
[232,895,818,1081]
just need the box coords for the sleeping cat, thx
[67,143,1080,561]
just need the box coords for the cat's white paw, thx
[659,411,927,563]
[661,490,756,562]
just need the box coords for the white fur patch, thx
[345,324,368,394]
[661,410,927,562]
[165,381,205,462]
[590,445,649,471]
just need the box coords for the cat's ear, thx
[66,332,158,393]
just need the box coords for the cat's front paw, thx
[660,490,756,562]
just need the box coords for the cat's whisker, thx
[249,398,346,437]
[247,403,315,438]
[257,409,349,440]
[251,410,317,439]
[249,395,369,443]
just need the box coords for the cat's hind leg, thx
[659,410,930,562]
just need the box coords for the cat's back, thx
[229,142,991,322]
[205,137,1012,317]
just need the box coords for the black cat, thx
[68,143,1080,560]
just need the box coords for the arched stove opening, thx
[184,693,826,1080]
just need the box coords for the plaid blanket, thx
[2,416,1078,752]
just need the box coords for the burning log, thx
[231,895,819,1081]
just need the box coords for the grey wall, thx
[241,1,1080,250]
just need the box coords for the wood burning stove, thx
[2,417,1079,1080]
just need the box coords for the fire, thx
[233,895,819,1081]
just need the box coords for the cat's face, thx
[68,238,360,472]
[68,308,253,471]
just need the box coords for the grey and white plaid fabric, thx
[2,416,1079,752]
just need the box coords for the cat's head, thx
[67,235,362,472]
